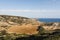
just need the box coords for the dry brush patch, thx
[7,24,39,35]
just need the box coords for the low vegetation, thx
[0,15,59,40]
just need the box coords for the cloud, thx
[0,9,60,18]
[0,9,60,13]
[0,10,40,13]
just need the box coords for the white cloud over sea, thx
[0,9,60,18]
[0,9,60,13]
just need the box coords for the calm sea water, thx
[38,18,60,22]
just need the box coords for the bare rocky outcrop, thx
[42,22,60,31]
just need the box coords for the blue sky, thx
[0,0,60,18]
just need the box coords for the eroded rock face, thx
[42,22,60,31]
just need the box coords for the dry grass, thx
[7,24,39,35]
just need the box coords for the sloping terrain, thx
[0,15,60,40]
[0,15,40,35]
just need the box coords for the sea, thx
[38,18,60,22]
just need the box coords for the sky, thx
[0,0,60,18]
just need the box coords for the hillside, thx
[0,15,60,40]
[0,15,40,35]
